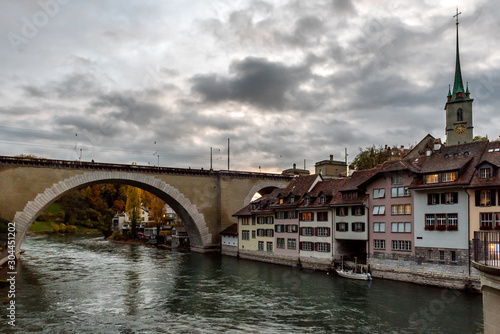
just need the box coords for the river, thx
[0,234,483,333]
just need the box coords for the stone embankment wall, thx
[369,256,481,291]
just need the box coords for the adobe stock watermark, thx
[408,288,461,333]
[6,221,17,327]
[7,0,72,51]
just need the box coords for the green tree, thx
[125,186,142,238]
[473,135,488,142]
[352,145,390,170]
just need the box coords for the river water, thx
[1,235,483,333]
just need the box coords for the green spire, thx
[450,8,467,102]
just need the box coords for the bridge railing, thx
[473,231,500,268]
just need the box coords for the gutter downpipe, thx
[466,187,471,277]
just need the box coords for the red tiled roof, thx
[468,141,500,188]
[219,223,238,236]
[409,141,488,189]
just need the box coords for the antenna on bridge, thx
[210,147,213,170]
[227,138,230,171]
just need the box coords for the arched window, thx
[457,108,463,122]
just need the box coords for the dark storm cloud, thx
[190,57,311,110]
[22,85,47,98]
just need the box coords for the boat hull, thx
[336,269,372,281]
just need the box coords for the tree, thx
[125,186,142,238]
[149,195,166,243]
[473,135,488,142]
[351,145,390,170]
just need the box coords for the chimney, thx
[330,154,333,161]
[293,163,296,170]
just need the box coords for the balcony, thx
[473,231,500,269]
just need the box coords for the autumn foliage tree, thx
[352,145,390,170]
[125,186,142,238]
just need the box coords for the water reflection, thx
[0,235,483,333]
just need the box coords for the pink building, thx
[363,161,415,263]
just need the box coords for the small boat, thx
[336,268,372,281]
[336,256,372,281]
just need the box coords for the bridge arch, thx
[13,171,211,253]
[243,182,287,206]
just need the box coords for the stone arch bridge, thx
[0,156,290,255]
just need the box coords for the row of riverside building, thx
[223,138,500,290]
[220,16,500,290]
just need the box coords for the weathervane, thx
[453,7,462,25]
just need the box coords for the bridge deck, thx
[0,156,291,180]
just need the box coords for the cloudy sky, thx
[1,0,500,173]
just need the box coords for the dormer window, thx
[290,196,295,203]
[342,191,358,200]
[392,175,402,185]
[479,167,492,179]
[425,174,439,184]
[319,196,326,205]
[304,197,310,205]
[443,171,457,182]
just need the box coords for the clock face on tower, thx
[454,124,466,134]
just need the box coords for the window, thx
[267,242,273,252]
[391,240,411,251]
[442,172,457,182]
[352,222,365,232]
[425,174,439,183]
[444,192,458,204]
[336,223,348,232]
[286,224,298,233]
[391,187,410,197]
[480,190,493,206]
[439,250,445,261]
[425,214,435,230]
[277,238,285,249]
[342,191,358,200]
[427,249,433,261]
[279,198,284,204]
[266,229,274,237]
[336,207,348,217]
[316,242,330,252]
[316,227,331,236]
[252,230,256,239]
[479,168,492,179]
[257,229,265,237]
[275,225,284,233]
[287,211,297,219]
[300,242,313,251]
[242,230,250,240]
[300,227,314,236]
[436,214,447,228]
[304,197,310,205]
[300,212,313,221]
[392,175,402,185]
[373,222,385,233]
[317,212,328,221]
[391,222,411,233]
[258,241,264,251]
[373,188,385,198]
[353,206,365,216]
[428,193,440,205]
[241,217,249,225]
[373,205,386,215]
[480,213,493,229]
[457,108,463,122]
[287,238,297,250]
[290,196,295,203]
[276,211,285,219]
[252,217,256,225]
[391,204,411,215]
[319,196,326,205]
[374,239,385,250]
[451,251,457,262]
[447,214,458,230]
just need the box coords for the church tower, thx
[445,9,473,146]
